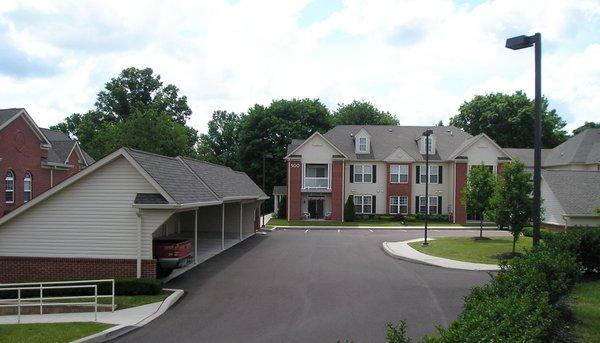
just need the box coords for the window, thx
[419,165,439,183]
[5,170,14,203]
[390,196,408,214]
[390,165,408,183]
[354,165,372,183]
[23,172,32,203]
[420,135,436,154]
[358,137,367,152]
[418,196,439,214]
[304,164,329,188]
[354,195,373,214]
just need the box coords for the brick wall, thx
[331,161,343,220]
[53,149,82,185]
[288,159,302,220]
[0,256,156,283]
[0,116,51,217]
[386,163,412,214]
[454,162,468,224]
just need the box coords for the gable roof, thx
[0,108,23,126]
[504,148,552,167]
[542,170,600,216]
[447,133,511,160]
[544,129,600,166]
[0,108,51,145]
[285,131,348,159]
[309,125,472,161]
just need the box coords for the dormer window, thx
[420,135,436,155]
[358,137,367,152]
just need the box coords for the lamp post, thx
[422,129,433,246]
[262,153,273,227]
[506,33,542,246]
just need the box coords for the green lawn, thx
[570,279,600,342]
[409,236,533,264]
[0,322,111,343]
[266,218,474,228]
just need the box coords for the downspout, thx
[136,209,143,278]
[342,160,345,222]
[50,169,54,188]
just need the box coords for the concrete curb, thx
[273,226,499,231]
[382,238,501,271]
[75,289,185,343]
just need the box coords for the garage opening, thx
[151,201,260,281]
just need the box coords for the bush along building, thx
[284,125,600,227]
[0,108,94,217]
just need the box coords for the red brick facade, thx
[386,163,412,214]
[330,161,343,220]
[454,162,468,224]
[0,256,156,283]
[0,115,84,217]
[287,159,302,220]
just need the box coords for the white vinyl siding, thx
[0,157,174,259]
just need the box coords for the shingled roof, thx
[542,170,600,216]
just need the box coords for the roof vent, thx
[388,128,393,133]
[350,133,354,137]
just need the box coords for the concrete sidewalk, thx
[383,238,501,271]
[273,225,499,230]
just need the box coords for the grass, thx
[570,279,600,342]
[266,218,475,228]
[28,291,170,310]
[0,322,111,343]
[409,236,533,264]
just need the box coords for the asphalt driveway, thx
[115,229,506,342]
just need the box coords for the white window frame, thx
[303,163,331,189]
[418,196,438,214]
[5,170,14,204]
[390,165,408,184]
[420,135,436,154]
[354,165,372,183]
[389,196,408,214]
[358,137,367,152]
[419,165,438,184]
[354,195,373,214]
[23,171,32,203]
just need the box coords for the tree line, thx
[52,67,597,200]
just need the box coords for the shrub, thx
[545,227,600,275]
[522,227,556,241]
[413,214,450,222]
[113,278,163,295]
[277,195,287,219]
[344,196,356,222]
[386,321,411,343]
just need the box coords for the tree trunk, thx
[480,217,483,238]
[512,234,517,254]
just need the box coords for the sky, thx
[0,0,598,133]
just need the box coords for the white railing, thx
[0,279,115,323]
[304,177,329,189]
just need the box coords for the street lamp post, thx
[506,33,542,246]
[262,153,273,227]
[422,129,433,246]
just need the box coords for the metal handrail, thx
[0,279,115,323]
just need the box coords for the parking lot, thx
[115,229,506,342]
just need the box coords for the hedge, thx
[0,277,163,300]
[522,227,556,241]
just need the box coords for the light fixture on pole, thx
[262,153,273,227]
[422,129,433,246]
[506,33,542,247]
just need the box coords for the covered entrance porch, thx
[300,193,332,220]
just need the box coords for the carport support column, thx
[136,209,142,278]
[240,202,243,241]
[222,203,225,250]
[194,208,198,264]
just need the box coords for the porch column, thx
[194,208,198,264]
[221,203,225,250]
[274,196,279,217]
[240,202,243,240]
[136,209,142,278]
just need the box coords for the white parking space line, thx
[305,229,309,233]
[368,229,374,233]
[401,230,407,232]
[434,230,440,232]
[337,229,341,233]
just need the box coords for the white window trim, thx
[23,171,32,203]
[303,163,331,190]
[389,196,408,214]
[354,164,373,183]
[419,165,439,184]
[358,137,367,152]
[390,164,408,184]
[420,135,436,155]
[5,170,14,204]
[418,196,439,214]
[354,195,373,214]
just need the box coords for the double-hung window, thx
[428,196,438,214]
[390,165,408,183]
[358,137,367,152]
[354,165,372,183]
[5,170,14,203]
[354,195,372,214]
[390,196,408,214]
[418,196,439,214]
[23,172,32,202]
[419,165,439,183]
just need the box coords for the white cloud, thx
[0,0,598,133]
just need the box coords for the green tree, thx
[344,196,356,222]
[572,121,600,135]
[197,110,242,169]
[331,100,398,126]
[449,91,567,148]
[437,120,443,126]
[237,99,331,203]
[51,67,197,159]
[488,161,533,253]
[461,164,496,238]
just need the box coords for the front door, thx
[308,198,324,219]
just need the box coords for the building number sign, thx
[290,163,301,168]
